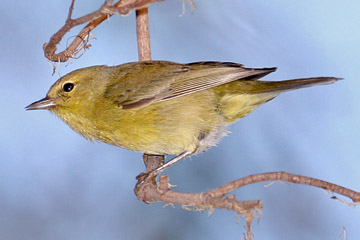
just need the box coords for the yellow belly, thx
[57,84,278,155]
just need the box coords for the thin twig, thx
[135,164,359,240]
[211,172,360,203]
[136,170,360,207]
[67,0,76,21]
[43,0,162,62]
[136,8,151,61]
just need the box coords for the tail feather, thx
[218,77,341,123]
[247,77,341,94]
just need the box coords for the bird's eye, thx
[63,83,74,92]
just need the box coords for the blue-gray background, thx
[1,0,359,239]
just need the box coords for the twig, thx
[211,172,360,203]
[135,167,359,240]
[43,0,162,62]
[136,8,151,61]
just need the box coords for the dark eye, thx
[63,83,74,92]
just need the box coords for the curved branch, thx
[43,0,162,62]
[211,171,360,203]
[136,170,360,209]
[135,155,360,239]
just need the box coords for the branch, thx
[135,155,360,239]
[136,8,151,61]
[211,172,360,203]
[43,0,162,62]
[134,154,262,239]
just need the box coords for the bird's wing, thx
[104,61,276,109]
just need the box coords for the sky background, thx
[1,0,359,239]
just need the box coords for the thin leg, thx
[150,151,194,177]
[136,151,195,183]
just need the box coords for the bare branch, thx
[43,0,162,62]
[211,172,360,203]
[136,8,151,61]
[67,0,76,22]
[135,154,262,240]
[135,155,360,240]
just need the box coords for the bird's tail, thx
[246,77,341,94]
[218,77,341,123]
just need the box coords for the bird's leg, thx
[136,151,194,184]
[151,151,194,177]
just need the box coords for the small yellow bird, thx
[26,61,339,175]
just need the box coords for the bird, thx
[26,61,340,176]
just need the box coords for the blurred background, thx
[1,0,359,239]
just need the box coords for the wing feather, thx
[104,61,276,109]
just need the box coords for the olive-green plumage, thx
[26,61,339,155]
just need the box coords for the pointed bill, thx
[25,97,56,110]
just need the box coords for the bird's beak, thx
[25,96,57,110]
